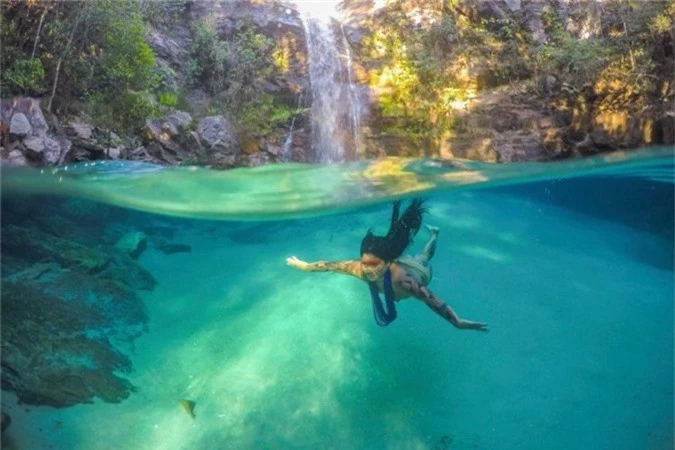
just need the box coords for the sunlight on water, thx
[1,147,671,220]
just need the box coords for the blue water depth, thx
[1,168,673,450]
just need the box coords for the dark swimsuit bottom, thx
[368,268,397,326]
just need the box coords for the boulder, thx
[197,116,241,168]
[147,29,189,68]
[115,231,148,260]
[0,203,154,407]
[66,121,106,158]
[4,98,48,138]
[183,131,204,155]
[9,113,31,137]
[22,135,45,158]
[167,110,192,132]
[143,111,197,165]
[6,149,27,166]
[107,146,123,159]
[27,99,49,138]
[68,121,93,140]
[44,137,62,165]
[146,142,178,165]
[1,280,139,407]
[2,224,110,272]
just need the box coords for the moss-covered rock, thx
[0,197,154,408]
[1,281,141,407]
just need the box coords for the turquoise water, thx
[1,147,673,449]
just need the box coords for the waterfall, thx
[282,93,303,163]
[340,23,362,155]
[296,1,365,164]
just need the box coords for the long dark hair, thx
[360,198,426,262]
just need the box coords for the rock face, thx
[0,197,156,407]
[1,98,67,166]
[342,0,674,161]
[144,111,198,165]
[140,0,310,166]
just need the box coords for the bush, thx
[88,90,158,135]
[237,94,295,137]
[187,20,273,103]
[158,92,179,108]
[2,58,45,94]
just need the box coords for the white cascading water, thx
[281,93,303,162]
[294,1,365,164]
[340,23,362,155]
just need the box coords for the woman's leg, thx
[418,225,439,264]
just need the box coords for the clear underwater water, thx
[1,147,673,450]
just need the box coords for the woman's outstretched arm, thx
[286,256,363,278]
[417,285,488,331]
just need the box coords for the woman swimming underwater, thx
[286,199,488,330]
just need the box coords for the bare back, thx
[365,262,429,302]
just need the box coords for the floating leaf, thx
[178,399,196,420]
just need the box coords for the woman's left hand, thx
[286,256,308,270]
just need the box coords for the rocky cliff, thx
[1,0,672,168]
[341,0,673,162]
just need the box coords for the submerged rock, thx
[0,198,157,408]
[1,281,141,407]
[115,230,148,260]
[2,224,110,272]
[1,411,10,432]
[153,240,192,255]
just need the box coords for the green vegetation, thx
[361,0,673,147]
[1,0,291,140]
[3,58,46,92]
[537,1,672,94]
[361,1,531,144]
[187,19,292,136]
[1,0,158,134]
[535,1,673,139]
[237,94,295,137]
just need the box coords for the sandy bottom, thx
[2,190,673,449]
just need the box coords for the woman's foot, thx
[425,224,439,236]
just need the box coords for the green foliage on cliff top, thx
[187,19,292,136]
[538,0,673,120]
[1,0,157,134]
[2,0,293,143]
[360,0,673,147]
[361,0,531,144]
